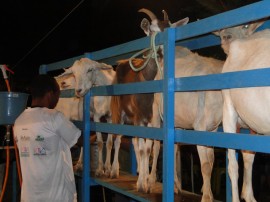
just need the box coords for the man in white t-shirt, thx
[14,75,81,202]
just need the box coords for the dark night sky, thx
[0,0,259,90]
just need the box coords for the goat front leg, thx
[73,98,84,172]
[136,138,149,193]
[132,137,140,174]
[223,90,240,202]
[95,131,104,177]
[149,96,161,192]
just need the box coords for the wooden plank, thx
[91,172,203,202]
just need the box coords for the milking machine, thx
[0,65,28,201]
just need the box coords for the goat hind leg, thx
[144,138,153,193]
[241,151,256,202]
[137,138,147,192]
[174,144,182,194]
[148,139,159,193]
[110,135,121,178]
[227,149,240,202]
[197,145,214,202]
[104,134,113,177]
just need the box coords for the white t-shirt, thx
[14,107,81,202]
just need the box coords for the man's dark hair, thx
[30,75,59,99]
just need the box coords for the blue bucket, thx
[0,92,29,125]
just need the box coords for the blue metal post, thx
[82,91,91,202]
[162,28,176,202]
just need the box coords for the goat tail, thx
[111,95,122,124]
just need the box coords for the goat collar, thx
[129,32,161,72]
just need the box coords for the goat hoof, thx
[104,170,111,178]
[137,184,144,193]
[95,170,104,177]
[241,194,256,202]
[174,182,181,194]
[146,186,151,194]
[201,194,213,202]
[104,166,112,177]
[110,170,119,179]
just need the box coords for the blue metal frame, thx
[82,91,91,202]
[162,28,176,201]
[39,1,270,201]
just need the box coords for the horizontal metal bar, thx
[73,121,83,131]
[90,122,163,140]
[175,1,270,42]
[176,34,220,50]
[175,129,270,153]
[91,80,162,96]
[90,68,270,97]
[60,89,76,98]
[88,37,152,61]
[58,67,270,100]
[175,67,270,91]
[96,51,143,66]
[79,119,270,154]
[176,19,270,50]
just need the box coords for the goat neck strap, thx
[128,32,161,74]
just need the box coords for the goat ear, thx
[99,63,113,70]
[212,30,221,36]
[170,17,189,28]
[140,18,151,35]
[246,20,265,35]
[57,68,72,78]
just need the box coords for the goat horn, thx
[162,10,169,21]
[56,68,72,78]
[138,8,157,22]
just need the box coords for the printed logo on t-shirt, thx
[33,147,46,155]
[20,146,30,157]
[35,135,44,141]
[21,135,30,141]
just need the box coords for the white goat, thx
[55,74,85,171]
[55,74,82,121]
[58,58,116,177]
[215,20,266,202]
[138,9,224,202]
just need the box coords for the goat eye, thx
[243,24,249,29]
[87,69,93,73]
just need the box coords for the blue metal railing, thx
[39,1,270,201]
